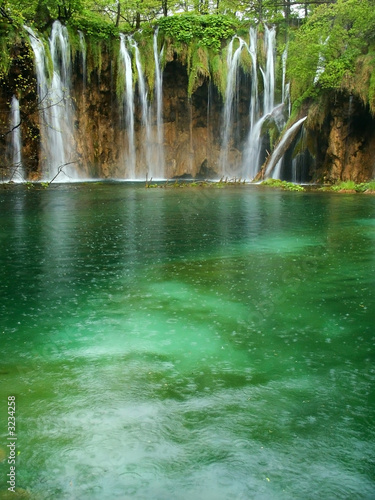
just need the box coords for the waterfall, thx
[8,96,23,182]
[78,31,87,88]
[284,82,291,117]
[260,26,275,115]
[249,27,259,133]
[48,21,77,180]
[265,116,307,178]
[243,26,280,180]
[153,29,165,179]
[243,113,270,180]
[220,37,245,175]
[241,28,261,180]
[25,22,78,181]
[118,32,164,179]
[282,45,288,104]
[119,34,136,179]
[129,37,152,177]
[24,26,49,175]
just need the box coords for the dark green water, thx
[0,184,374,499]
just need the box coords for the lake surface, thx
[0,183,374,499]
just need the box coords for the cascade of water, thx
[260,26,275,115]
[241,27,260,180]
[129,37,152,178]
[282,45,288,104]
[25,22,78,181]
[119,34,136,179]
[244,112,270,180]
[284,82,291,117]
[153,29,165,179]
[48,21,77,180]
[243,26,279,179]
[265,116,307,178]
[78,31,87,88]
[24,26,49,175]
[220,37,245,175]
[243,104,284,180]
[249,27,259,133]
[8,96,23,181]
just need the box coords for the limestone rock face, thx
[162,60,222,179]
[308,95,375,182]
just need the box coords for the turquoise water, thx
[0,184,374,499]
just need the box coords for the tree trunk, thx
[115,1,120,27]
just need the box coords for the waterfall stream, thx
[129,37,152,177]
[261,26,276,115]
[8,96,23,181]
[153,29,165,179]
[220,37,245,176]
[242,26,281,180]
[265,116,307,178]
[249,27,259,133]
[119,34,136,179]
[79,31,87,89]
[26,22,78,181]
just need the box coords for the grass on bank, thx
[320,180,375,193]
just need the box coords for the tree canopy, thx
[0,0,339,33]
[287,0,375,112]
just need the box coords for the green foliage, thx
[0,6,26,80]
[158,14,237,52]
[330,180,357,192]
[288,0,375,106]
[328,180,375,192]
[8,0,85,25]
[71,11,119,40]
[362,181,375,192]
[261,179,305,191]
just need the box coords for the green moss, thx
[188,43,210,96]
[86,38,104,83]
[134,30,155,98]
[239,46,252,75]
[210,53,226,97]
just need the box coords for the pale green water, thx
[0,184,374,499]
